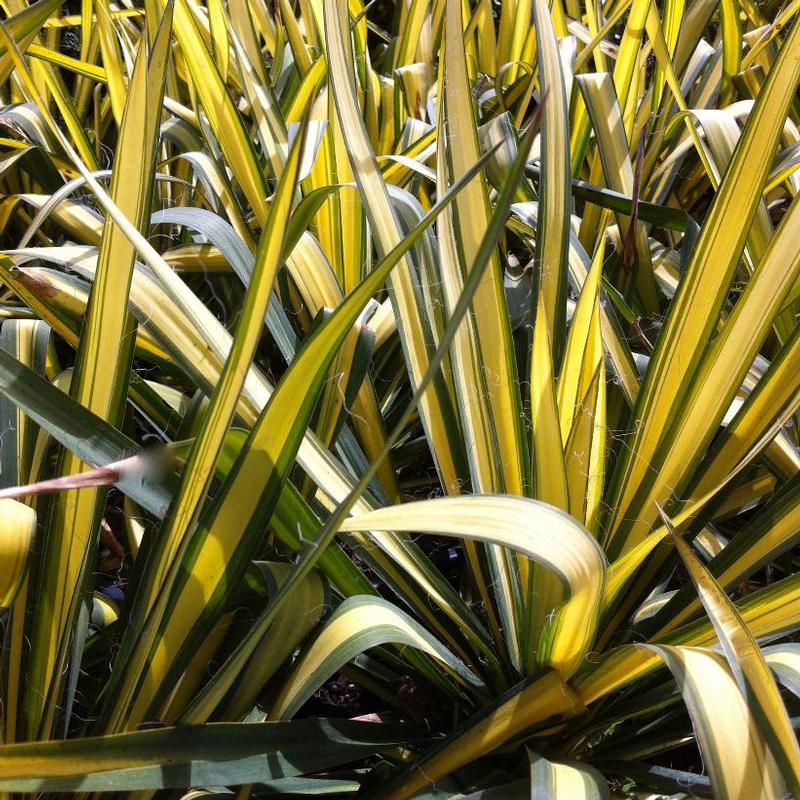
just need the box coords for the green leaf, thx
[0,720,427,791]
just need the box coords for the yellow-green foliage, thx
[0,0,799,796]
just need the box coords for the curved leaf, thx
[341,496,605,679]
[272,595,484,719]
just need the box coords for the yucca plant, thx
[1,0,800,795]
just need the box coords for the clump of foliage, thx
[0,0,800,796]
